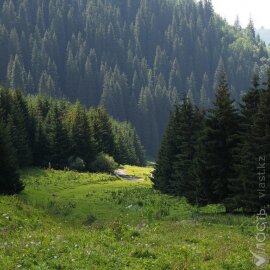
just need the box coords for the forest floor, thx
[0,166,269,269]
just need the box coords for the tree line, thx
[152,66,270,214]
[0,0,269,156]
[0,88,146,194]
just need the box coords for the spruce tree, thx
[33,120,49,166]
[152,106,180,194]
[112,120,146,166]
[252,69,270,210]
[0,88,13,121]
[196,67,240,208]
[45,104,70,169]
[172,100,203,203]
[7,91,32,167]
[7,54,26,91]
[67,101,97,170]
[226,74,261,213]
[0,121,24,194]
[38,71,56,96]
[133,131,146,167]
[89,107,115,156]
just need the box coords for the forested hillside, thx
[0,0,269,156]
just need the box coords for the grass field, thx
[0,166,269,269]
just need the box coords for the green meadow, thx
[0,166,269,269]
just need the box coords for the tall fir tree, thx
[252,69,270,210]
[112,120,146,166]
[89,107,115,156]
[67,101,97,170]
[0,120,24,194]
[152,106,181,194]
[45,103,70,168]
[33,119,49,166]
[226,74,262,213]
[172,99,203,203]
[196,66,240,208]
[6,91,32,167]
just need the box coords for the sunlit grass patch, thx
[123,165,154,182]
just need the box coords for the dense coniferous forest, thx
[0,88,146,194]
[0,0,269,156]
[152,68,270,214]
[0,1,270,268]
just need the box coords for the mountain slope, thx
[0,0,269,156]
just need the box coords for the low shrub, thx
[91,153,118,173]
[68,156,86,171]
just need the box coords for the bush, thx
[91,153,118,173]
[68,156,86,171]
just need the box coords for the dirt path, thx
[114,169,143,181]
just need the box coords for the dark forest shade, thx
[0,120,24,194]
[0,0,268,156]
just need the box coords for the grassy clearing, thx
[122,165,153,180]
[0,166,269,269]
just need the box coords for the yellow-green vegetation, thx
[0,167,269,269]
[122,165,154,180]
